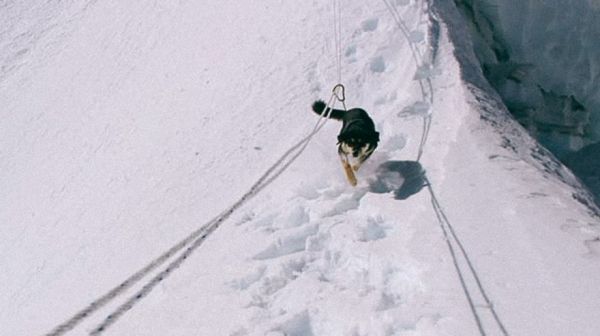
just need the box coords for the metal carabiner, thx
[332,83,346,103]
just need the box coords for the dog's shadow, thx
[368,161,426,200]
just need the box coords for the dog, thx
[312,100,379,171]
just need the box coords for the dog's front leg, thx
[352,144,376,171]
[339,152,357,186]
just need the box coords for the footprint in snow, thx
[370,56,386,73]
[375,292,401,311]
[355,216,387,242]
[413,63,439,80]
[305,231,329,253]
[228,266,267,290]
[251,212,278,233]
[345,45,357,57]
[375,265,426,311]
[295,181,324,200]
[277,204,310,229]
[322,189,368,217]
[248,203,309,233]
[584,237,600,259]
[321,184,347,199]
[345,45,358,63]
[374,91,398,106]
[398,101,431,118]
[242,257,308,310]
[385,134,407,151]
[408,30,425,43]
[236,211,256,226]
[560,221,600,259]
[361,18,379,32]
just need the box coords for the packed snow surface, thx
[1,1,600,336]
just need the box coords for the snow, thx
[1,1,600,336]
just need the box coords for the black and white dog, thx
[312,100,379,171]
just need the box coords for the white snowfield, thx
[1,1,599,336]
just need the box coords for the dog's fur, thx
[312,100,379,169]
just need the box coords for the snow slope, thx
[1,1,600,335]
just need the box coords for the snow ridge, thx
[382,2,510,334]
[38,1,509,335]
[3,0,600,335]
[229,2,513,335]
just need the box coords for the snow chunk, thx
[253,225,318,260]
[269,311,314,336]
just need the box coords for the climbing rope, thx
[426,177,486,336]
[45,87,345,336]
[425,177,509,336]
[381,1,510,334]
[381,0,434,162]
[45,2,508,336]
[45,3,351,332]
[333,0,343,84]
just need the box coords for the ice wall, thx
[494,0,600,124]
[455,0,600,156]
[454,0,600,201]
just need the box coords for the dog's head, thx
[339,137,373,158]
[335,109,380,169]
[337,131,379,165]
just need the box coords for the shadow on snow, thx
[368,161,426,200]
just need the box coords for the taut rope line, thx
[333,0,343,84]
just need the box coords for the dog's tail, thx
[312,100,345,120]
